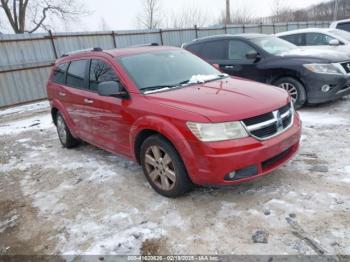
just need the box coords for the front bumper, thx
[186,114,302,186]
[303,72,350,104]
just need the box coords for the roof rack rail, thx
[61,47,103,57]
[131,43,160,48]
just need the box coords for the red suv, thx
[47,46,302,197]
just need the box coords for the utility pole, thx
[333,0,339,21]
[226,0,231,24]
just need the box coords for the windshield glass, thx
[330,29,350,41]
[118,50,223,93]
[251,36,297,55]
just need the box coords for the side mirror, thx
[97,81,129,99]
[329,39,340,46]
[246,51,261,61]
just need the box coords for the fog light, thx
[321,85,331,93]
[228,171,236,179]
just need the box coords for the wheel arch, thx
[130,116,198,183]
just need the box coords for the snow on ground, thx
[0,101,49,117]
[0,114,52,136]
[0,97,350,255]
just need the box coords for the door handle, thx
[59,92,66,97]
[84,98,94,104]
[223,65,236,69]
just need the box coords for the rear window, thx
[52,63,68,84]
[66,60,88,89]
[337,22,350,32]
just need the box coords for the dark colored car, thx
[47,46,301,197]
[183,34,350,108]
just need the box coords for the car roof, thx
[105,46,178,57]
[186,33,270,45]
[55,46,179,64]
[331,18,350,27]
[276,28,333,36]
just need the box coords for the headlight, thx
[186,121,248,142]
[303,63,343,75]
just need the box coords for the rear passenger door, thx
[62,59,93,139]
[82,59,131,155]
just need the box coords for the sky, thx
[0,0,333,33]
[74,0,332,32]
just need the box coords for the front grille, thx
[242,103,293,140]
[341,62,350,74]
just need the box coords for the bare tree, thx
[270,0,293,23]
[137,0,162,29]
[217,6,254,24]
[0,0,87,34]
[165,2,210,29]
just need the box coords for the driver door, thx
[82,59,131,155]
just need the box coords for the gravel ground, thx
[0,97,349,255]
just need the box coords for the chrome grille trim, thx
[241,102,294,141]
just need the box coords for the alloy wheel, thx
[279,83,298,103]
[57,116,67,145]
[144,145,176,191]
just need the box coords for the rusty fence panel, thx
[0,21,331,108]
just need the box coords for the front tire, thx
[56,112,79,148]
[273,77,306,109]
[140,135,193,198]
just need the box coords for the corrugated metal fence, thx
[0,21,330,108]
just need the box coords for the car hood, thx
[302,45,350,55]
[145,77,290,123]
[278,47,350,62]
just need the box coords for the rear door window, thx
[89,60,119,92]
[66,60,88,89]
[280,34,305,46]
[200,40,227,60]
[52,63,68,84]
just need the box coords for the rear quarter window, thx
[185,43,203,56]
[52,63,68,84]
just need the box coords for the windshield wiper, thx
[140,80,192,92]
[203,74,228,83]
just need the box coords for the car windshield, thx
[117,50,225,93]
[251,36,297,55]
[330,29,350,41]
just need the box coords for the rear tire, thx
[273,77,306,109]
[56,112,80,148]
[140,135,193,198]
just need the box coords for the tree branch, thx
[0,0,19,32]
[27,5,49,33]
